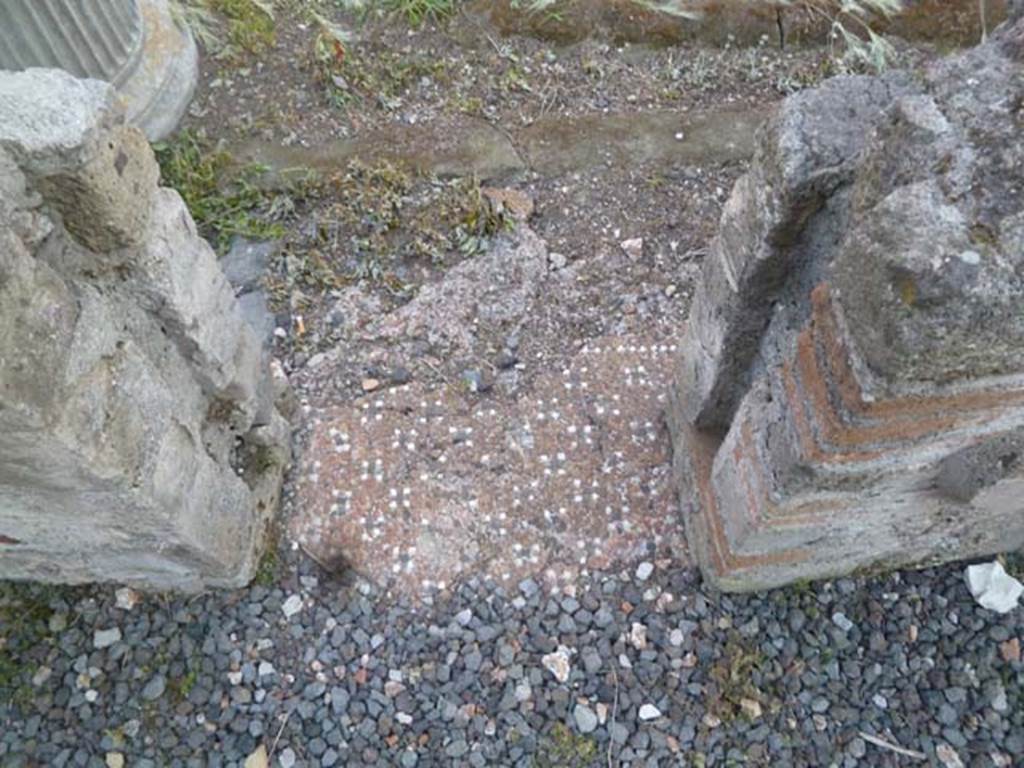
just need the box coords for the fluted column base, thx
[118,0,198,140]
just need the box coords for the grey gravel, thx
[2,553,1023,768]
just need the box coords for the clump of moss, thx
[706,634,768,722]
[0,583,65,710]
[154,129,285,253]
[253,538,280,587]
[215,0,275,53]
[533,723,599,768]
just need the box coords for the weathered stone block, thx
[670,15,1024,591]
[0,69,290,591]
[0,69,159,253]
[677,74,907,430]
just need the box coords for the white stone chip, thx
[638,704,662,721]
[281,594,304,619]
[965,561,1023,614]
[635,561,654,581]
[115,587,140,611]
[831,612,854,632]
[93,627,122,649]
[541,646,572,683]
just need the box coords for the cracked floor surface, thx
[293,334,688,597]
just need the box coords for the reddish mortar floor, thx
[291,335,689,597]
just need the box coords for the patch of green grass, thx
[154,129,285,253]
[380,0,457,25]
[170,666,199,704]
[175,0,276,58]
[533,723,599,768]
[254,525,281,587]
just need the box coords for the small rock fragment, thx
[361,378,381,393]
[105,754,125,768]
[390,366,412,385]
[936,743,965,768]
[1000,637,1021,662]
[93,627,122,649]
[141,674,166,701]
[549,252,567,270]
[32,666,52,687]
[574,704,598,734]
[620,238,644,260]
[114,587,140,611]
[639,704,662,721]
[542,646,571,683]
[965,562,1023,613]
[635,561,654,581]
[281,594,303,619]
[740,698,762,719]
[629,622,648,651]
[831,612,854,632]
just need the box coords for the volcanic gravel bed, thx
[2,554,1023,767]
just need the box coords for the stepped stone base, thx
[669,12,1024,591]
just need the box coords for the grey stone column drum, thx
[0,0,197,140]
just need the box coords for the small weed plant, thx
[153,130,286,253]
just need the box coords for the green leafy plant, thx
[533,723,599,768]
[153,130,285,253]
[172,0,275,58]
[381,0,457,25]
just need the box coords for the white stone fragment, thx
[965,561,1023,614]
[831,612,854,632]
[115,587,141,611]
[629,622,648,651]
[620,238,644,260]
[281,594,304,619]
[93,627,122,649]
[541,646,572,683]
[638,704,662,721]
[936,743,965,768]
